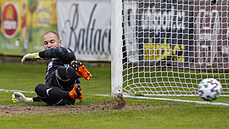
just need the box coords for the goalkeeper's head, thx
[43,31,62,50]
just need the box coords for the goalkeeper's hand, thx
[21,52,40,64]
[12,92,33,102]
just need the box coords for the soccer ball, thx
[198,78,222,101]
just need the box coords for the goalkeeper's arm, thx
[21,47,76,64]
[21,52,41,64]
[12,92,34,102]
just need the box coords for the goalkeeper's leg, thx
[35,84,76,105]
[70,61,92,80]
[68,84,83,100]
[54,66,80,90]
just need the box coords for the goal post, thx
[111,0,123,96]
[111,0,229,97]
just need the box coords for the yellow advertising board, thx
[144,39,185,62]
[0,0,57,55]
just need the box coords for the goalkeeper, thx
[12,31,92,105]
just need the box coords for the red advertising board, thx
[194,3,229,69]
[2,3,18,38]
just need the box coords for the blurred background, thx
[0,0,111,64]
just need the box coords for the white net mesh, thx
[122,0,229,96]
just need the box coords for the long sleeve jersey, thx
[38,47,76,86]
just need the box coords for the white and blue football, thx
[198,78,222,101]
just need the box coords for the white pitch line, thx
[1,89,229,106]
[96,94,229,106]
[0,89,35,93]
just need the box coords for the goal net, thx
[111,0,229,96]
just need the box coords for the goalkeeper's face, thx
[43,32,61,50]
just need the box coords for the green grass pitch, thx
[0,63,229,129]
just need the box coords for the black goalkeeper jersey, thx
[38,47,76,86]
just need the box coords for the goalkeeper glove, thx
[21,52,40,64]
[12,92,33,102]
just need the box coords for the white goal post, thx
[111,0,229,96]
[111,0,123,96]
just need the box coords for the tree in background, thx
[0,4,1,29]
[28,0,38,42]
